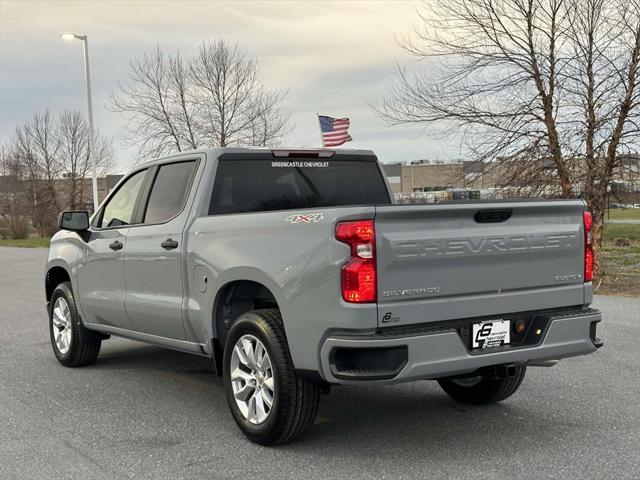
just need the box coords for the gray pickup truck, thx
[46,147,602,445]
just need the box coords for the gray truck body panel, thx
[46,147,601,383]
[375,200,588,327]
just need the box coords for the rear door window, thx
[209,159,391,214]
[143,161,197,224]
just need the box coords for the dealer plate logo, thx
[472,319,511,349]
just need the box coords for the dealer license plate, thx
[472,319,510,349]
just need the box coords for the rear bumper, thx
[319,308,602,384]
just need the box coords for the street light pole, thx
[61,33,99,212]
[81,36,99,213]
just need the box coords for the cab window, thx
[142,161,197,224]
[99,169,146,228]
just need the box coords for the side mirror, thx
[58,211,90,232]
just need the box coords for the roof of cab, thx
[136,147,377,168]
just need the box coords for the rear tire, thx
[49,282,101,367]
[437,365,526,405]
[223,309,320,445]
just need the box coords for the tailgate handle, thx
[474,209,512,223]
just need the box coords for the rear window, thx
[143,161,197,224]
[209,159,391,215]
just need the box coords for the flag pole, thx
[316,113,325,148]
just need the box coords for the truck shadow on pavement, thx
[90,340,571,457]
[94,341,218,375]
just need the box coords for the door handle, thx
[161,238,179,250]
[109,240,123,251]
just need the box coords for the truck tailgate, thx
[375,200,587,327]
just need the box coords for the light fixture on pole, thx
[60,32,99,212]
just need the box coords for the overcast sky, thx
[0,0,459,171]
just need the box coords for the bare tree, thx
[564,0,640,260]
[30,110,62,215]
[376,0,640,275]
[110,39,290,158]
[190,39,290,147]
[110,46,197,157]
[245,91,291,147]
[0,146,30,239]
[168,52,200,151]
[8,111,59,235]
[2,109,112,235]
[58,110,112,209]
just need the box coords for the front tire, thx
[49,282,101,367]
[223,309,320,445]
[437,365,526,405]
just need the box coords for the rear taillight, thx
[335,220,376,303]
[583,211,593,282]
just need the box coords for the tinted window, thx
[209,159,391,214]
[100,169,146,228]
[143,161,197,224]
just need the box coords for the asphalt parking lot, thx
[1,246,639,480]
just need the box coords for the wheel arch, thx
[45,265,72,303]
[213,280,280,341]
[210,277,284,375]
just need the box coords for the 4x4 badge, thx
[284,213,325,224]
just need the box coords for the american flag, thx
[318,115,352,147]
